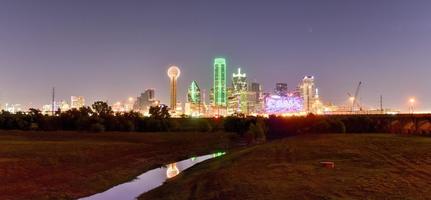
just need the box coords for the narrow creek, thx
[79,152,226,200]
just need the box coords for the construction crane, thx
[347,81,362,112]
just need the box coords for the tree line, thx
[1,101,429,141]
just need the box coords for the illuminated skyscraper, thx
[299,76,318,112]
[213,58,227,106]
[230,67,249,113]
[70,96,85,109]
[187,81,201,104]
[167,66,181,111]
[232,68,247,93]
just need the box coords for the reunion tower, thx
[167,65,181,112]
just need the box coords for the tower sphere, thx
[167,66,181,78]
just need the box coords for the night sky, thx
[1,0,430,112]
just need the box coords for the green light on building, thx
[214,58,227,106]
[188,81,201,104]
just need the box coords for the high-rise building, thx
[134,89,157,112]
[232,68,247,93]
[275,83,288,96]
[230,67,249,114]
[213,58,227,107]
[143,89,155,101]
[70,96,85,109]
[299,76,318,112]
[187,81,202,116]
[167,66,181,111]
[250,82,262,113]
[251,82,262,103]
[187,81,201,104]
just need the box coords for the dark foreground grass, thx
[0,130,234,200]
[140,134,431,200]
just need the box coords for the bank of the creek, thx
[79,152,226,200]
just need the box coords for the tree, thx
[79,106,93,117]
[92,101,113,116]
[149,105,170,119]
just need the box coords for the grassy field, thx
[140,134,431,200]
[0,130,234,200]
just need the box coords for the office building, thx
[187,81,201,104]
[70,96,85,109]
[299,76,319,112]
[134,89,158,112]
[213,58,227,107]
[232,68,247,93]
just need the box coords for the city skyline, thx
[1,0,430,112]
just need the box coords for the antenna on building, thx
[380,95,383,113]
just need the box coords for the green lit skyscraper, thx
[213,58,227,106]
[187,81,201,104]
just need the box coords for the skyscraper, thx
[232,68,247,93]
[275,83,288,96]
[251,82,262,103]
[143,89,155,101]
[187,81,201,104]
[167,65,181,111]
[213,58,227,106]
[134,89,157,112]
[70,96,85,109]
[250,82,262,113]
[299,76,317,112]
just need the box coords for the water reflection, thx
[166,163,179,179]
[79,152,226,200]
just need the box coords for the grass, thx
[140,134,431,200]
[0,130,234,200]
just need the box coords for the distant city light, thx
[264,95,303,114]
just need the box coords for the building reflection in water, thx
[166,163,180,179]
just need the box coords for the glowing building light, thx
[213,58,227,106]
[188,81,201,104]
[264,95,303,114]
[232,67,247,93]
